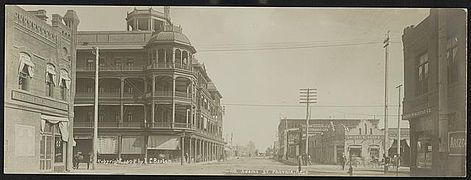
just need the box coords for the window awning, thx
[19,53,35,77]
[40,114,69,142]
[46,64,57,86]
[59,69,71,89]
[147,136,180,150]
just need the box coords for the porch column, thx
[181,133,185,165]
[188,137,192,164]
[117,135,122,160]
[151,76,156,126]
[172,76,176,128]
[163,49,167,66]
[172,48,176,64]
[120,78,125,127]
[194,138,197,163]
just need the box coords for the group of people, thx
[73,152,93,170]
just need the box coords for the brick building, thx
[72,7,225,164]
[402,9,466,176]
[4,6,79,173]
[277,118,381,164]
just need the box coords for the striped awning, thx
[147,135,180,150]
[40,114,69,142]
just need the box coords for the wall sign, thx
[402,108,432,120]
[448,131,466,156]
[15,124,35,157]
[12,90,68,110]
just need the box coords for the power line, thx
[198,41,382,52]
[222,103,400,108]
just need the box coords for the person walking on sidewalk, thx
[340,153,346,170]
[87,152,94,170]
[297,155,302,172]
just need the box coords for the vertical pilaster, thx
[189,137,192,164]
[117,136,122,160]
[120,78,124,126]
[151,76,156,126]
[181,134,185,165]
[172,76,176,128]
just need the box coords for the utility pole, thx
[92,46,99,170]
[299,88,317,157]
[383,31,390,157]
[396,84,402,166]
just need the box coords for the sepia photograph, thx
[3,3,467,177]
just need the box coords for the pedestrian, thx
[87,152,93,170]
[73,152,79,169]
[340,153,346,170]
[348,154,353,176]
[76,152,83,169]
[297,155,302,172]
[308,154,312,165]
[383,154,389,174]
[185,153,189,163]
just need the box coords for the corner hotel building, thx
[73,7,225,163]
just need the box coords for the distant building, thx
[402,8,466,176]
[4,6,79,173]
[72,7,224,164]
[277,118,385,164]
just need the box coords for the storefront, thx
[147,135,181,163]
[39,115,70,172]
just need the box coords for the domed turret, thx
[126,7,171,32]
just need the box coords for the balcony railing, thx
[77,65,144,71]
[74,121,143,128]
[147,63,191,70]
[175,92,190,98]
[174,123,191,128]
[155,91,172,97]
[146,122,172,128]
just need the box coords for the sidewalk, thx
[66,160,222,174]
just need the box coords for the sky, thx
[19,5,430,152]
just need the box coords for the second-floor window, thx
[59,69,70,101]
[60,79,67,100]
[86,59,94,69]
[45,64,56,97]
[127,113,133,122]
[417,53,429,95]
[19,52,34,91]
[447,35,458,84]
[127,59,134,68]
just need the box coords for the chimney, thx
[164,6,171,24]
[27,10,48,21]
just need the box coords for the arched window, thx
[18,52,34,90]
[370,128,372,135]
[182,51,188,65]
[158,49,165,64]
[45,64,56,97]
[364,123,368,134]
[175,49,182,64]
[166,49,172,64]
[59,69,71,100]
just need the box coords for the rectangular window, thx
[87,112,93,122]
[416,137,432,168]
[127,60,134,67]
[40,123,63,170]
[447,35,459,84]
[127,113,133,122]
[19,66,29,90]
[99,113,104,121]
[46,73,54,97]
[60,79,67,101]
[86,59,94,70]
[417,53,429,95]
